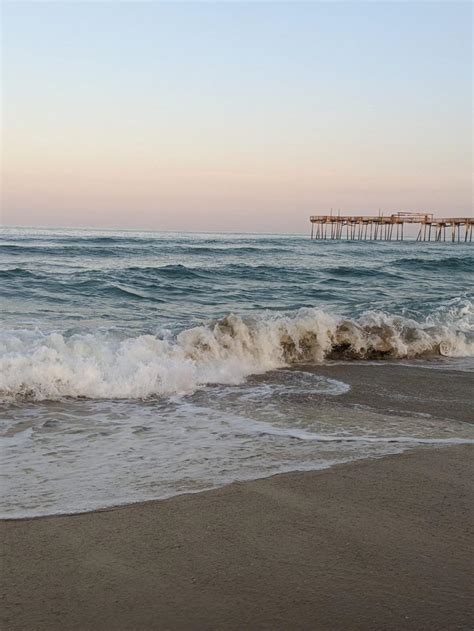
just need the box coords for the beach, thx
[3,1,473,627]
[1,445,472,630]
[1,229,473,628]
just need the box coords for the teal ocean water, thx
[1,227,473,516]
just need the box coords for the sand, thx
[307,362,474,424]
[1,444,473,630]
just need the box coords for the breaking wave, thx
[1,304,472,401]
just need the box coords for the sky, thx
[1,1,472,233]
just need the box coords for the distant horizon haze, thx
[2,1,472,233]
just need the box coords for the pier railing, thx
[309,213,473,242]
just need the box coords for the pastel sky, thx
[2,1,472,233]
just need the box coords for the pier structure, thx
[310,212,473,242]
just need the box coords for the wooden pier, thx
[310,212,473,242]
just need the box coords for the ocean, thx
[1,226,473,518]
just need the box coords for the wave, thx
[0,263,311,288]
[172,246,291,255]
[126,264,207,280]
[107,284,169,302]
[0,242,292,259]
[0,244,129,257]
[1,303,472,401]
[392,256,473,272]
[324,266,399,279]
[0,268,39,279]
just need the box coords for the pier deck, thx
[310,213,473,242]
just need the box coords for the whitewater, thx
[1,227,473,517]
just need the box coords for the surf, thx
[1,304,472,401]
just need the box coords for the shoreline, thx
[0,441,471,523]
[2,444,473,630]
[0,446,438,523]
[2,361,473,521]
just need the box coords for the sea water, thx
[1,227,473,517]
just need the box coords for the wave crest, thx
[1,305,472,401]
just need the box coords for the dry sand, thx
[1,445,473,630]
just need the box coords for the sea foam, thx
[1,304,472,401]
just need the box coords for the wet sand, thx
[1,445,473,630]
[301,362,474,424]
